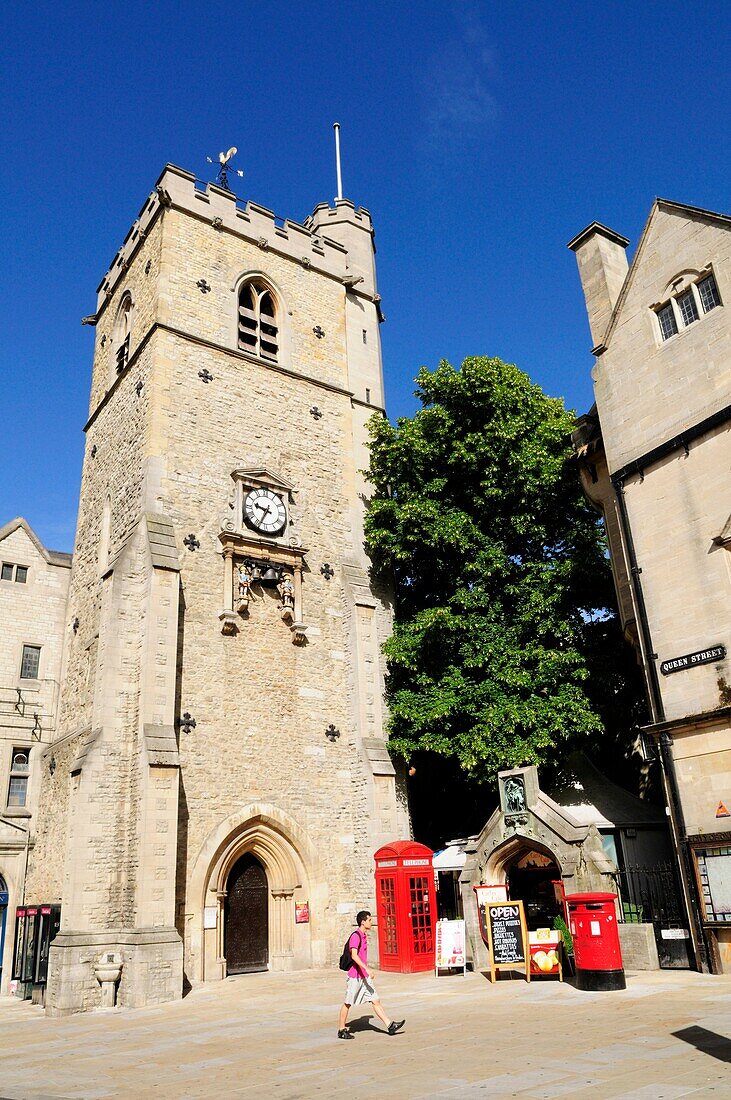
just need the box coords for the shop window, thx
[20,645,41,680]
[7,748,30,808]
[695,846,731,923]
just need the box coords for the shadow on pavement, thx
[347,1014,380,1033]
[672,1025,731,1063]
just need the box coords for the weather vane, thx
[206,146,244,192]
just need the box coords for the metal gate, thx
[612,863,691,969]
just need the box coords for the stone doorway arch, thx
[189,803,322,983]
[486,836,564,929]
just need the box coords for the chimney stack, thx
[568,222,629,350]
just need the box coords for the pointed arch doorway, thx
[506,847,562,928]
[224,853,269,974]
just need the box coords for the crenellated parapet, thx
[95,165,379,316]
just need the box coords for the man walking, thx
[338,910,405,1039]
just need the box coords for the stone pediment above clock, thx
[231,467,296,501]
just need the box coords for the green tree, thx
[365,356,633,783]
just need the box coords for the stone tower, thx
[32,165,408,1014]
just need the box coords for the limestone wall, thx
[31,166,404,1011]
[594,208,730,473]
[0,521,70,991]
[624,424,730,723]
[59,339,155,738]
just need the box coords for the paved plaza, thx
[1,967,731,1099]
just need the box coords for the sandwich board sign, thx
[475,896,530,983]
[435,919,466,975]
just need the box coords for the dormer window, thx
[238,280,279,361]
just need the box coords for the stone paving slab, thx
[0,968,730,1099]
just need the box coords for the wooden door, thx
[225,854,269,974]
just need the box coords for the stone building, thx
[0,519,71,993]
[569,200,731,972]
[460,766,616,971]
[13,164,408,1013]
[459,763,673,972]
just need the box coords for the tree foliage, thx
[365,356,632,782]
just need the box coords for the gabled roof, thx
[599,198,731,351]
[0,517,72,567]
[550,752,666,828]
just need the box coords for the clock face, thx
[244,488,287,535]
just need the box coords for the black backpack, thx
[339,929,363,971]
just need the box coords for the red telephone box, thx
[374,841,435,973]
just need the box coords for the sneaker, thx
[338,1028,354,1040]
[387,1019,405,1035]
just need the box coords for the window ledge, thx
[2,807,31,819]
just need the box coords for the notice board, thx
[478,900,530,983]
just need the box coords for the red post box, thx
[374,841,435,973]
[565,892,626,991]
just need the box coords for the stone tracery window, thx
[112,291,133,374]
[238,279,279,361]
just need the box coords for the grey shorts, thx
[344,976,378,1005]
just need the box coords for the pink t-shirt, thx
[347,929,367,979]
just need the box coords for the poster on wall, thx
[696,847,731,921]
[295,902,310,924]
[435,919,466,975]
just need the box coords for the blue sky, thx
[1,1,729,553]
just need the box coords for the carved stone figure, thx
[503,775,527,814]
[280,572,295,620]
[237,563,252,607]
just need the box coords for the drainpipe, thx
[611,476,709,973]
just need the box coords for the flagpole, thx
[333,122,343,201]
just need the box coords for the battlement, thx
[306,200,374,234]
[95,165,377,313]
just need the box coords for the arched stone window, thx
[112,292,133,374]
[238,279,279,362]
